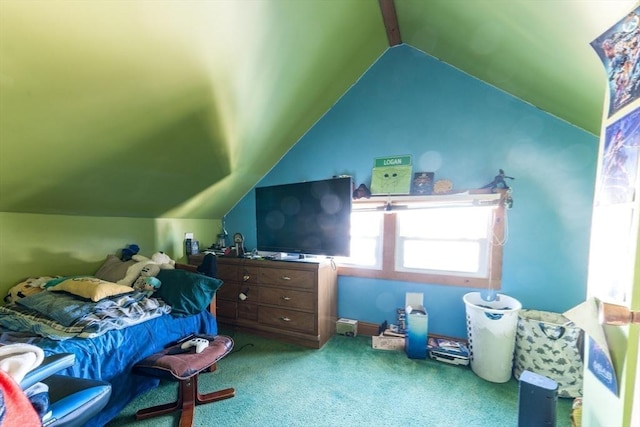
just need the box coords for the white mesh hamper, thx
[464,292,522,383]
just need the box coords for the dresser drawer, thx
[238,302,258,321]
[217,299,237,319]
[259,306,315,333]
[213,257,337,348]
[259,287,314,311]
[238,267,259,285]
[216,282,240,301]
[217,263,237,281]
[259,268,314,289]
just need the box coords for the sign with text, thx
[371,155,413,195]
[588,336,619,396]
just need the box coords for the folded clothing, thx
[0,343,44,383]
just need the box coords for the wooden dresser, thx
[189,255,337,349]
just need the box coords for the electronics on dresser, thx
[255,177,352,257]
[185,233,199,256]
[232,232,245,257]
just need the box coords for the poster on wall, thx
[590,6,640,117]
[565,300,619,397]
[596,107,640,205]
[370,155,413,195]
[588,337,619,396]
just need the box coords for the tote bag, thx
[513,309,583,398]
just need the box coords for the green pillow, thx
[156,269,223,316]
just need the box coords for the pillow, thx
[3,277,49,304]
[94,255,136,283]
[49,277,134,302]
[155,269,223,316]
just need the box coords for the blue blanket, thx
[0,310,218,426]
[0,291,171,339]
[17,291,97,326]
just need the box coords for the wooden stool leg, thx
[135,374,235,426]
[193,374,236,404]
[135,382,185,420]
[179,377,196,427]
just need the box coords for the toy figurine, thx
[481,169,515,191]
[353,183,371,199]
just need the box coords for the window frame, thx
[337,192,507,289]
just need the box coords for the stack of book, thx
[382,328,404,338]
[427,338,470,366]
[395,308,406,334]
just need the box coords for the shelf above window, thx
[352,190,504,211]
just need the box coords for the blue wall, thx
[226,45,598,339]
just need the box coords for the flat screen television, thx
[255,177,352,257]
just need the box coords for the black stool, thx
[133,335,235,427]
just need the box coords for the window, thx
[337,193,507,288]
[346,211,384,268]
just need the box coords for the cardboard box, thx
[336,318,358,337]
[372,334,405,351]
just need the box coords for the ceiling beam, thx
[379,0,402,46]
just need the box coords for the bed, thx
[0,258,222,426]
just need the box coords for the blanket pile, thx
[0,343,45,425]
[0,290,171,340]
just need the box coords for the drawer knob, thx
[280,316,291,322]
[281,296,291,301]
[281,275,291,281]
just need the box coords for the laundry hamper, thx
[513,309,583,398]
[463,292,522,383]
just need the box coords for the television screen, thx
[255,177,352,257]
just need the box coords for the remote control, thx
[180,337,209,353]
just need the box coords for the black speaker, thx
[517,370,558,427]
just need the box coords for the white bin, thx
[463,292,522,383]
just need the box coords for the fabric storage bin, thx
[513,309,583,398]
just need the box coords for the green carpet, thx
[107,330,573,426]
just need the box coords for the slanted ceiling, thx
[0,0,635,219]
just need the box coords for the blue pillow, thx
[155,269,223,317]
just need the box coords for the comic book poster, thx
[596,107,640,205]
[411,172,434,195]
[590,7,640,117]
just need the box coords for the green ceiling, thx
[0,0,635,219]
